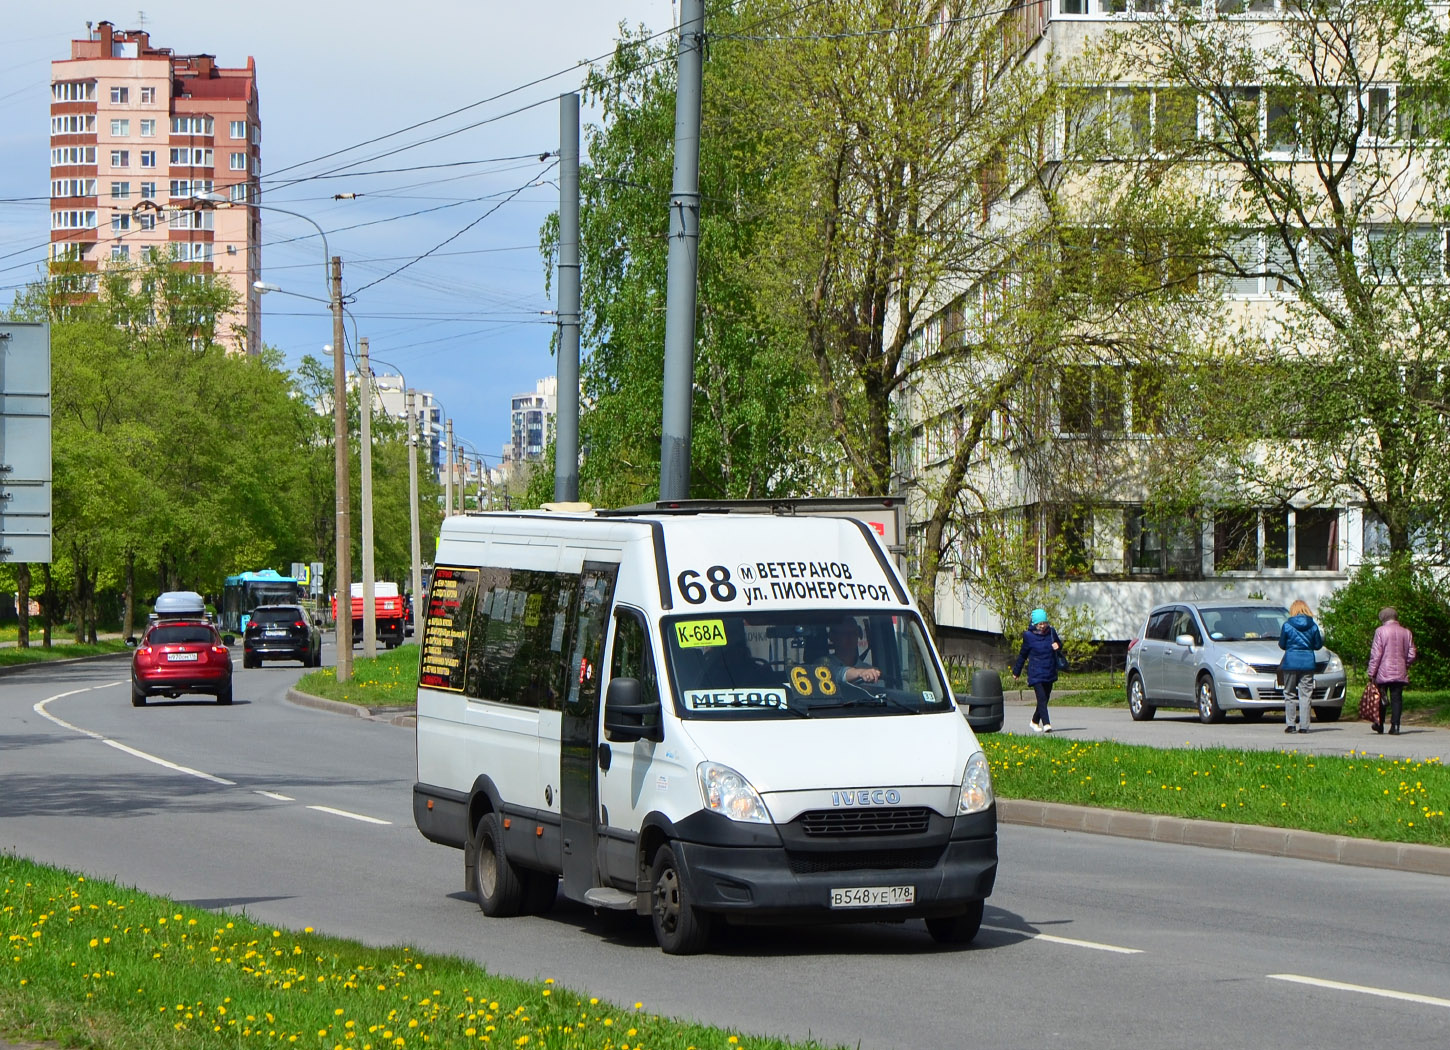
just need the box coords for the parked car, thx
[243,603,323,667]
[1124,600,1346,724]
[130,597,235,706]
[404,592,415,637]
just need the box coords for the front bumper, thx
[1215,672,1347,709]
[670,809,997,920]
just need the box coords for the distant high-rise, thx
[49,20,261,352]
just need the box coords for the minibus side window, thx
[465,568,578,711]
[610,609,661,729]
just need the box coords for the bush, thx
[1319,560,1450,688]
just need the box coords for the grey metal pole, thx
[405,388,423,627]
[556,92,581,503]
[330,257,353,682]
[444,419,454,516]
[658,0,704,501]
[359,337,376,660]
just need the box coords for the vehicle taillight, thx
[294,621,306,629]
[137,646,153,657]
[211,645,228,655]
[1127,638,1139,651]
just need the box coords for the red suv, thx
[131,618,235,706]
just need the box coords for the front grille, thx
[1257,686,1331,701]
[799,807,932,837]
[786,846,944,875]
[1250,662,1330,675]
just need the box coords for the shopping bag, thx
[1357,680,1382,724]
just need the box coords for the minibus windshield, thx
[661,610,953,719]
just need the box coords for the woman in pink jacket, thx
[1366,606,1416,735]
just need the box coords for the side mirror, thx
[222,634,236,646]
[125,636,138,648]
[603,676,663,743]
[1175,633,1197,648]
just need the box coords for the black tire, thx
[243,652,258,669]
[1127,674,1156,721]
[650,843,711,954]
[1241,709,1267,723]
[217,680,233,705]
[1312,706,1342,723]
[926,899,985,946]
[1196,674,1225,724]
[131,680,147,707]
[472,813,525,917]
[522,871,559,916]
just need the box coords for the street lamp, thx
[201,192,355,683]
[367,355,425,622]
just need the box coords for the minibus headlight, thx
[698,762,772,824]
[958,751,994,815]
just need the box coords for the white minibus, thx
[412,503,997,953]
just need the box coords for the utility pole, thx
[658,0,704,501]
[444,419,454,515]
[405,388,423,627]
[556,92,581,503]
[330,256,353,683]
[359,337,376,660]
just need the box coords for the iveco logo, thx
[831,789,901,806]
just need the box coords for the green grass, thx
[0,855,835,1050]
[296,645,420,707]
[0,639,131,667]
[984,733,1449,845]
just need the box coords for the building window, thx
[1213,509,1259,572]
[1060,365,1126,434]
[110,150,130,167]
[111,213,131,233]
[1295,508,1340,570]
[110,86,129,105]
[228,182,250,202]
[169,147,214,167]
[137,212,156,231]
[1128,509,1201,577]
[230,120,247,139]
[51,178,98,198]
[52,80,97,102]
[168,209,214,231]
[111,244,130,260]
[109,182,129,200]
[50,146,97,167]
[169,116,214,136]
[50,209,98,229]
[168,179,213,198]
[110,119,130,137]
[141,86,156,104]
[251,125,261,145]
[140,150,158,168]
[139,118,156,137]
[139,181,157,199]
[229,152,247,171]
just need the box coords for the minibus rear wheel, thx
[650,843,711,955]
[472,813,525,916]
[925,899,984,946]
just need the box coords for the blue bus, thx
[221,570,304,633]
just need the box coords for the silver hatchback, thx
[1124,600,1346,723]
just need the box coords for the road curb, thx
[285,688,416,727]
[997,798,1450,878]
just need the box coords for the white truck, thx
[412,503,997,953]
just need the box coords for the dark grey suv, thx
[243,604,323,668]
[1124,600,1346,724]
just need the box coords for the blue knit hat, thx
[1030,608,1048,625]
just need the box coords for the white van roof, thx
[153,590,206,617]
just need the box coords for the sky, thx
[0,1,679,466]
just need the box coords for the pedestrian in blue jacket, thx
[1278,599,1323,734]
[1011,608,1063,732]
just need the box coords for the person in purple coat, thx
[1367,606,1416,735]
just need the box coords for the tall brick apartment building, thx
[49,20,261,352]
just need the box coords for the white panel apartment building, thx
[905,2,1440,646]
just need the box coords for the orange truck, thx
[331,581,406,649]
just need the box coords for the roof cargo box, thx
[153,590,207,618]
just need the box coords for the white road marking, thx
[34,685,236,785]
[306,805,392,826]
[255,790,294,801]
[1269,974,1450,1009]
[983,925,1143,954]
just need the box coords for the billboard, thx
[0,323,51,563]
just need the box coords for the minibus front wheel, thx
[650,843,712,955]
[925,899,984,946]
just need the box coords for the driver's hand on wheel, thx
[845,666,881,684]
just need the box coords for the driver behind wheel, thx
[825,617,882,684]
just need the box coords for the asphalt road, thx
[2,651,1448,1050]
